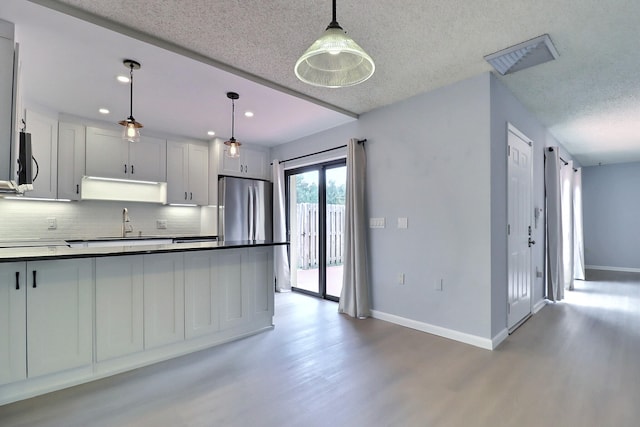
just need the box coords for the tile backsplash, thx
[0,199,209,240]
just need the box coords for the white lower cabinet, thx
[246,247,274,325]
[184,251,219,339]
[143,253,185,349]
[217,248,274,330]
[95,256,144,362]
[26,259,93,378]
[0,247,275,405]
[218,249,250,330]
[0,262,26,386]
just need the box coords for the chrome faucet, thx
[122,208,133,237]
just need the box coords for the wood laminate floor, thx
[1,269,639,427]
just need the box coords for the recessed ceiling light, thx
[98,108,110,114]
[117,75,130,83]
[207,131,216,136]
[244,111,254,118]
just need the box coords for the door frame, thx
[285,159,346,301]
[506,122,534,331]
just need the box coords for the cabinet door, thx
[166,141,189,204]
[57,122,85,200]
[86,127,128,179]
[0,262,26,386]
[188,143,209,205]
[95,256,144,362]
[26,259,92,378]
[244,149,268,180]
[129,135,166,182]
[245,247,274,325]
[25,109,58,199]
[184,251,219,339]
[143,253,185,349]
[219,146,242,176]
[217,249,249,330]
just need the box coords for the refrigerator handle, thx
[248,185,255,241]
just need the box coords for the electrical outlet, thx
[156,219,167,229]
[397,217,408,229]
[435,278,443,291]
[47,217,57,230]
[398,273,405,285]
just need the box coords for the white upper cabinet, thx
[167,140,208,205]
[57,122,85,200]
[24,109,58,199]
[86,127,166,182]
[217,141,269,181]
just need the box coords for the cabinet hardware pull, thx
[32,270,37,288]
[124,164,127,174]
[131,165,134,174]
[190,192,193,200]
[76,184,79,194]
[15,271,19,290]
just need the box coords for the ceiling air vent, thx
[484,34,559,75]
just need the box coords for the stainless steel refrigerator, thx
[218,176,272,241]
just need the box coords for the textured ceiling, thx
[11,0,640,165]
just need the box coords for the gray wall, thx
[273,72,558,341]
[582,161,640,270]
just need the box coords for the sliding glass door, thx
[286,160,346,301]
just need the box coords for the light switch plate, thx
[369,217,385,228]
[397,217,408,229]
[156,219,167,229]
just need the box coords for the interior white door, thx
[507,124,533,331]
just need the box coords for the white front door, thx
[507,124,533,331]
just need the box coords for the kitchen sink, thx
[66,238,174,248]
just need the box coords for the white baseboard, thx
[492,328,509,349]
[586,265,640,273]
[370,310,502,350]
[533,299,547,314]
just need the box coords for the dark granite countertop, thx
[0,239,288,262]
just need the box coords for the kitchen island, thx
[0,239,287,405]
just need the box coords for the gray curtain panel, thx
[339,139,371,318]
[545,148,564,302]
[272,160,291,292]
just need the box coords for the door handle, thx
[528,238,536,247]
[32,270,37,288]
[15,271,20,290]
[131,165,135,174]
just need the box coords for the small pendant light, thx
[295,0,375,88]
[118,59,143,142]
[224,92,241,158]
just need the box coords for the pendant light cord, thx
[129,65,134,119]
[231,98,235,139]
[327,0,341,29]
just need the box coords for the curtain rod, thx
[547,147,568,166]
[277,139,367,164]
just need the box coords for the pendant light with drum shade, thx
[295,0,375,88]
[118,59,143,142]
[224,92,241,158]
